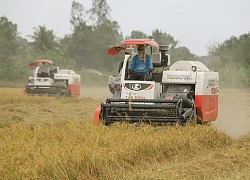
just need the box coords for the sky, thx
[1,0,250,56]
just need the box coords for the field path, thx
[212,89,250,139]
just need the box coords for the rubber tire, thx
[58,83,69,97]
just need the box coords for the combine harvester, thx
[93,39,219,126]
[23,59,81,97]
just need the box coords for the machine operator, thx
[128,45,153,80]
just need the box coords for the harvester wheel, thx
[189,107,197,125]
[60,88,69,97]
[59,83,69,97]
[183,107,197,126]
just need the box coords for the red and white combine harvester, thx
[93,39,219,126]
[24,59,81,97]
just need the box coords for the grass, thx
[0,88,250,179]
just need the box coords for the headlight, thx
[191,66,197,71]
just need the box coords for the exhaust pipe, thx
[153,45,169,67]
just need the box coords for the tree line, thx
[208,33,250,87]
[0,0,249,87]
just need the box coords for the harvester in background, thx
[93,39,219,126]
[23,59,81,97]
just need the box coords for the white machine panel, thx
[162,71,197,84]
[195,72,219,95]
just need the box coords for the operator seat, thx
[150,66,164,82]
[37,63,50,77]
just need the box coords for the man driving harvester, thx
[128,45,153,80]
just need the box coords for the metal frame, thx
[100,98,193,125]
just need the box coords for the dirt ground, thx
[81,87,250,140]
[212,89,250,139]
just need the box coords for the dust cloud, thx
[80,87,110,99]
[212,89,250,139]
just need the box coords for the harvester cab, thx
[24,59,81,97]
[93,39,219,126]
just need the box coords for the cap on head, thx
[137,45,145,51]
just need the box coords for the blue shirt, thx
[129,54,153,75]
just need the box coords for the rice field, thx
[0,87,249,179]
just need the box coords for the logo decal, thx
[167,75,190,80]
[132,84,141,91]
